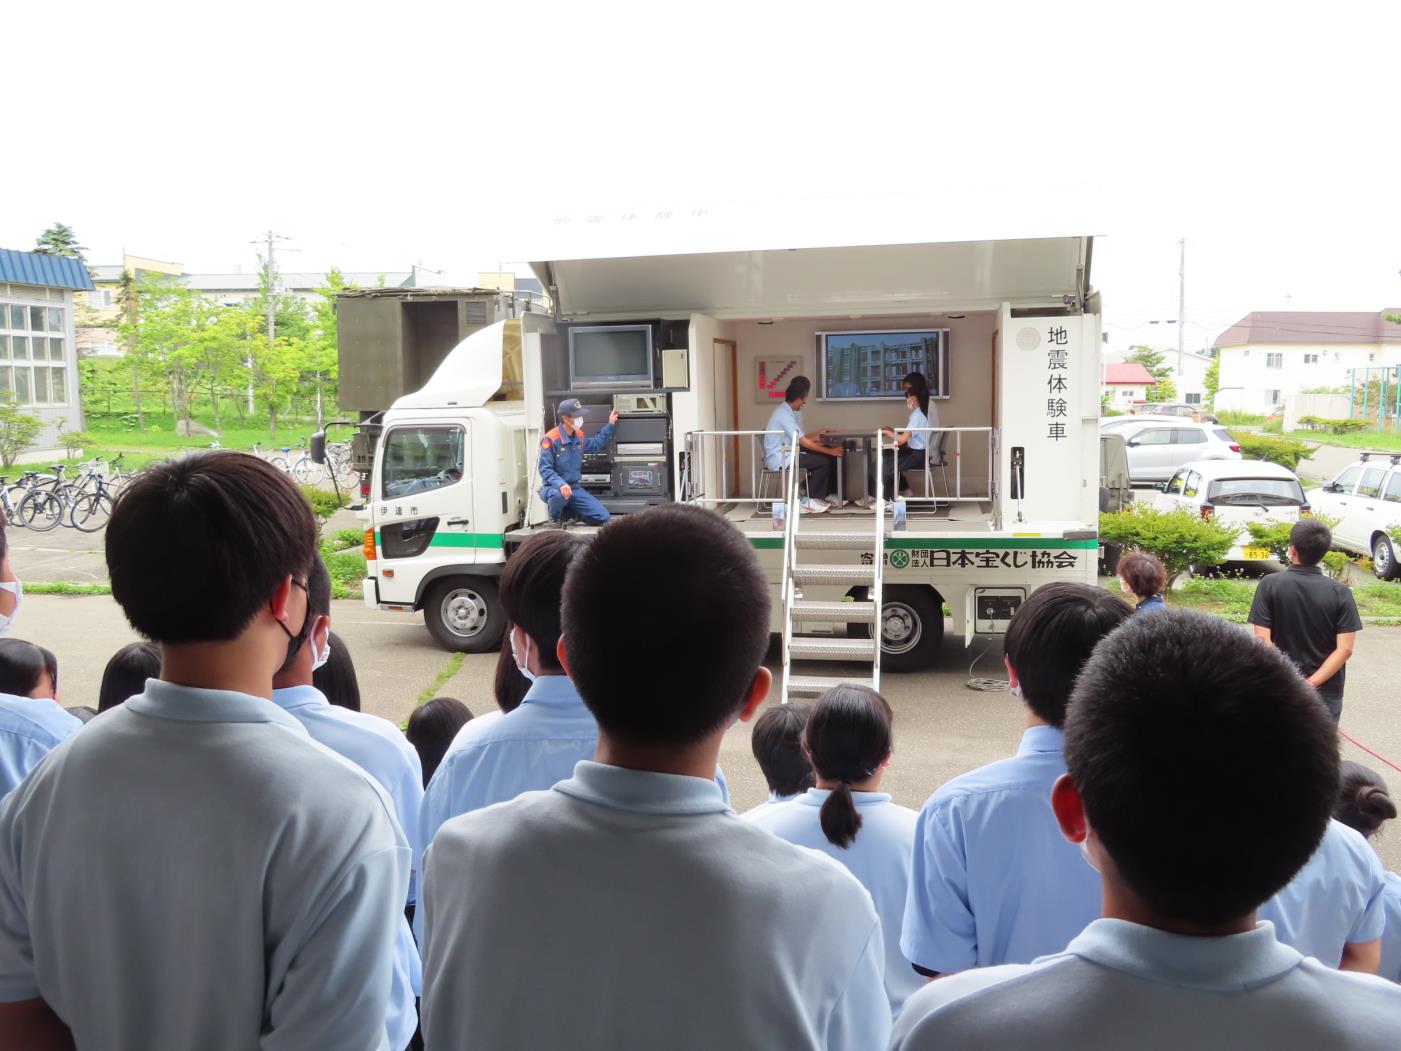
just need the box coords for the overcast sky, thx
[6,1,1398,355]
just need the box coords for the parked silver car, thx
[1121,422,1242,483]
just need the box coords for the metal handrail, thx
[779,429,801,705]
[883,426,995,504]
[870,428,885,691]
[685,429,802,507]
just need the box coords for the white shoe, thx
[800,497,829,514]
[854,495,876,509]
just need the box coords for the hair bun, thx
[1358,786,1399,821]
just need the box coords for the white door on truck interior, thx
[374,421,477,605]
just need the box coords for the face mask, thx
[570,417,585,432]
[0,579,21,636]
[275,580,313,668]
[1080,838,1101,874]
[311,630,332,672]
[510,627,537,683]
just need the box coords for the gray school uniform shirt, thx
[0,680,410,1051]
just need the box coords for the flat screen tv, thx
[568,324,655,389]
[818,329,949,400]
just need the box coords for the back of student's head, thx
[563,504,771,747]
[98,642,160,712]
[805,685,893,849]
[406,696,474,787]
[500,531,587,674]
[494,625,530,714]
[307,552,331,618]
[750,703,814,798]
[1118,551,1166,600]
[312,630,361,711]
[106,451,317,644]
[1004,582,1131,727]
[1065,609,1339,927]
[1290,518,1331,566]
[0,638,57,698]
[1334,761,1397,840]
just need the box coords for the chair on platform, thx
[900,432,950,506]
[758,466,811,501]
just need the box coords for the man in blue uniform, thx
[539,398,619,524]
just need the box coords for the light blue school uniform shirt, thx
[272,684,423,1051]
[741,789,803,819]
[422,761,889,1050]
[749,788,922,1018]
[901,724,1101,973]
[763,401,803,471]
[904,407,931,451]
[0,694,81,796]
[1379,871,1401,982]
[0,680,409,1051]
[891,918,1401,1051]
[1258,818,1387,966]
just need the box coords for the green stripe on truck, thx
[747,537,1098,550]
[373,532,506,549]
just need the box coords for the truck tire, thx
[423,577,505,653]
[1372,534,1400,581]
[849,585,945,672]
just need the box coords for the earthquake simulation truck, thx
[347,205,1109,697]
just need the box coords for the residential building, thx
[1102,347,1213,406]
[76,255,184,358]
[1213,310,1401,415]
[0,249,92,446]
[182,264,445,310]
[1100,362,1156,409]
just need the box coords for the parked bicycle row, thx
[0,455,132,533]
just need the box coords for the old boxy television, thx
[818,328,950,400]
[568,324,655,389]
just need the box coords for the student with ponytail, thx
[1331,762,1401,982]
[748,685,921,1019]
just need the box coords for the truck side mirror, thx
[1126,440,1140,448]
[309,430,327,464]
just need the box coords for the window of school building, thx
[0,303,70,406]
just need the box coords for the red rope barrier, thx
[1338,728,1401,776]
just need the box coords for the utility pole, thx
[1177,237,1186,381]
[250,230,289,414]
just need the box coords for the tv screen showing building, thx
[820,330,948,399]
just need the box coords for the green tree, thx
[250,333,302,438]
[1126,345,1178,404]
[1203,356,1220,411]
[305,269,352,425]
[0,394,43,468]
[129,273,218,432]
[33,223,87,260]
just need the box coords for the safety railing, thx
[778,431,801,705]
[683,429,802,507]
[883,426,995,505]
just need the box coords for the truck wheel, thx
[1372,535,1400,580]
[423,577,505,653]
[849,585,945,672]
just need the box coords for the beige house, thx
[76,254,183,358]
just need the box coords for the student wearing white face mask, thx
[271,553,425,1051]
[0,526,23,637]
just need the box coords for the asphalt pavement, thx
[18,593,1401,871]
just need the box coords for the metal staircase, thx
[780,431,887,703]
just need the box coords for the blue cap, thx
[558,398,587,418]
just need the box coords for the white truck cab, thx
[363,209,1106,675]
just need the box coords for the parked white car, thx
[1099,414,1194,434]
[1148,460,1307,563]
[1305,455,1401,579]
[1120,421,1242,483]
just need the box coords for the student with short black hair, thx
[313,630,362,711]
[749,685,921,1019]
[893,609,1401,1050]
[1118,550,1168,612]
[742,702,814,816]
[761,375,843,512]
[0,639,78,796]
[97,641,161,712]
[1331,762,1401,982]
[0,451,408,1049]
[271,552,426,1050]
[1249,518,1362,720]
[406,697,473,788]
[902,582,1131,976]
[492,627,529,715]
[422,506,889,1049]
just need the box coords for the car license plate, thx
[1242,546,1271,560]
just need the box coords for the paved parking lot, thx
[20,593,1401,870]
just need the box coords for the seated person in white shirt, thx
[860,382,936,508]
[271,552,426,1051]
[0,639,80,796]
[893,608,1401,1051]
[1328,762,1400,981]
[762,376,844,511]
[749,685,921,1020]
[421,504,890,1051]
[742,701,813,818]
[0,452,409,1051]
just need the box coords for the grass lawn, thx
[1285,430,1401,451]
[84,413,326,455]
[1102,575,1401,624]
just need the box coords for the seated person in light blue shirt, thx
[1331,762,1401,982]
[0,639,80,796]
[762,376,844,509]
[901,582,1131,976]
[893,609,1401,1051]
[861,382,936,507]
[421,505,890,1050]
[0,452,408,1050]
[741,702,813,818]
[749,685,921,1019]
[272,553,425,1051]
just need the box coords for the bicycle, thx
[251,442,290,473]
[69,473,122,532]
[16,465,74,532]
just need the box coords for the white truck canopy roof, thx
[520,187,1103,318]
[391,319,517,411]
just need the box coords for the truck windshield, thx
[382,426,465,499]
[1208,478,1304,506]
